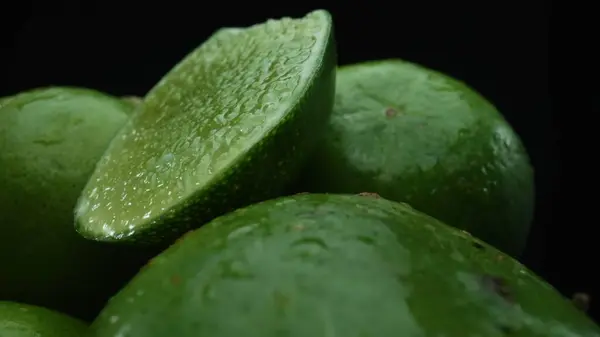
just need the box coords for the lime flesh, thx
[75,10,336,244]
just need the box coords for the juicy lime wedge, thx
[75,10,336,244]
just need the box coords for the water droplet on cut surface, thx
[76,196,90,218]
[114,324,132,337]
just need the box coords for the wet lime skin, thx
[89,194,596,337]
[297,60,535,257]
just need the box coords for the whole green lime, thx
[0,301,87,337]
[88,194,599,337]
[0,87,148,320]
[297,59,535,256]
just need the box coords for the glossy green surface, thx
[0,301,87,337]
[75,10,337,246]
[297,59,534,256]
[0,87,147,320]
[89,194,599,337]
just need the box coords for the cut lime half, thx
[75,10,336,245]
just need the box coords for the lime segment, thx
[75,10,336,244]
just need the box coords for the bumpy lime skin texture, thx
[297,59,535,257]
[75,10,337,247]
[89,194,599,337]
[0,301,87,337]
[0,87,147,320]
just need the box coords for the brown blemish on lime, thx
[358,192,381,198]
[170,275,181,285]
[292,224,305,231]
[385,107,398,118]
[572,292,590,312]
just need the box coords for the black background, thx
[1,1,574,323]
